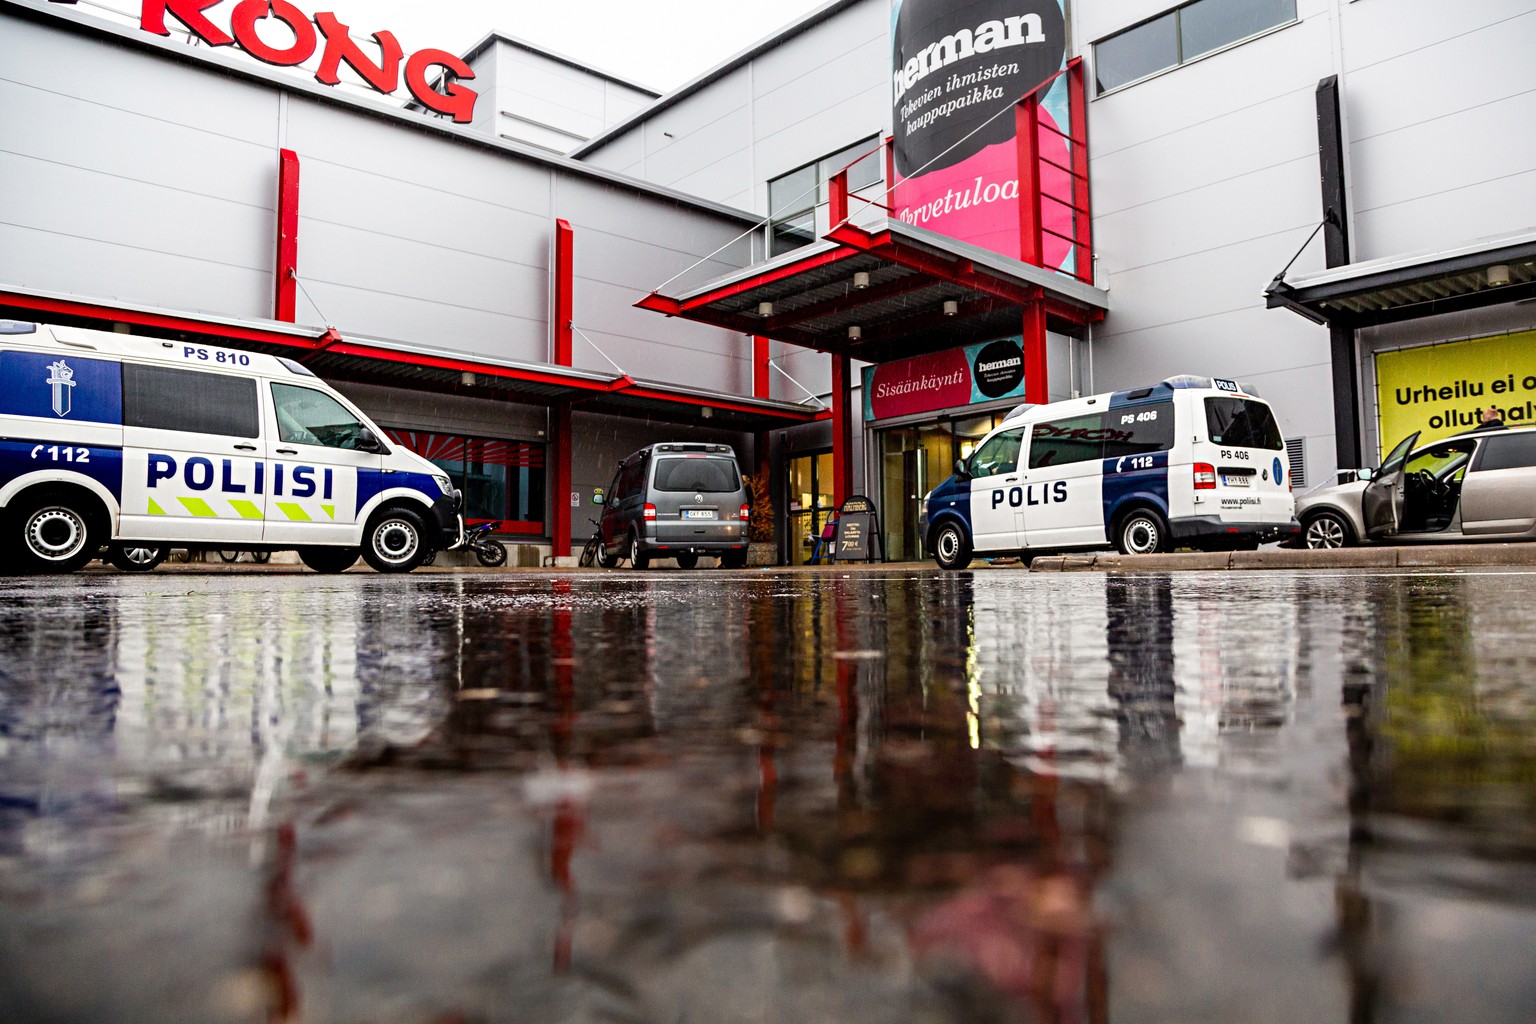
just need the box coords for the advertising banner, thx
[891,0,1073,268]
[863,338,1026,421]
[1375,330,1536,455]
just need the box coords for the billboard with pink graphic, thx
[891,0,1075,271]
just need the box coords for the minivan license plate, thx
[1223,474,1250,487]
[683,509,716,519]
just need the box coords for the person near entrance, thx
[1475,406,1505,431]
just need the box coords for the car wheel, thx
[1303,510,1353,549]
[298,547,359,574]
[1115,509,1168,556]
[932,521,973,570]
[13,492,97,574]
[363,507,429,573]
[719,550,747,569]
[107,543,168,573]
[674,552,699,570]
[596,541,620,568]
[629,531,650,570]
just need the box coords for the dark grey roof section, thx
[569,0,866,160]
[455,30,661,97]
[1,0,758,228]
[1266,230,1536,328]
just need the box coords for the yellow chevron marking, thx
[277,502,312,522]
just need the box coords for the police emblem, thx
[45,360,76,417]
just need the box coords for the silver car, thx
[1295,427,1536,548]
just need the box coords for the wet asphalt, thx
[2,567,1535,1023]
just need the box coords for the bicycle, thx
[578,518,618,568]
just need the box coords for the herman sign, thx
[139,0,478,122]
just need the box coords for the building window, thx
[1093,0,1296,94]
[767,139,882,257]
[385,429,547,531]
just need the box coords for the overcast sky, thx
[224,0,838,92]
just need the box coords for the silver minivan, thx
[597,443,750,569]
[1294,427,1536,548]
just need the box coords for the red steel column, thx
[1015,99,1043,267]
[551,219,575,558]
[1068,59,1093,284]
[1023,301,1049,405]
[275,148,300,322]
[554,219,574,366]
[753,335,771,398]
[831,354,853,506]
[553,401,572,558]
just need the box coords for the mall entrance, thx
[877,409,1015,562]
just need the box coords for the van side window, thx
[271,383,368,449]
[618,460,646,499]
[1103,401,1175,459]
[123,363,258,438]
[1205,397,1283,450]
[1476,432,1536,472]
[970,428,1025,477]
[1028,415,1104,469]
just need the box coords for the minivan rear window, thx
[1205,397,1282,450]
[652,457,740,493]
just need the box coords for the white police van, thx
[919,376,1299,568]
[0,321,463,574]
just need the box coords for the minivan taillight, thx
[1194,463,1216,490]
[643,503,657,520]
[739,504,750,521]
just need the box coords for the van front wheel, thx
[363,508,429,573]
[1115,509,1168,556]
[932,521,972,570]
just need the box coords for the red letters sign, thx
[140,0,478,123]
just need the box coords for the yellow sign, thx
[1375,329,1536,456]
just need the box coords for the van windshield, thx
[653,457,740,493]
[1205,397,1283,450]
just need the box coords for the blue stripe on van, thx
[1100,451,1170,533]
[0,439,124,498]
[356,469,440,517]
[0,352,123,424]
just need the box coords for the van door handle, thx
[234,444,258,452]
[276,448,298,456]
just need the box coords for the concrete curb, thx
[1030,543,1536,573]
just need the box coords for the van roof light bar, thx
[0,320,38,334]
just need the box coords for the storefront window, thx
[385,430,546,530]
[787,452,834,564]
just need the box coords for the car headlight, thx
[432,474,452,496]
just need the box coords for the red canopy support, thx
[275,149,300,322]
[831,354,854,507]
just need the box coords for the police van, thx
[919,376,1299,568]
[0,320,462,574]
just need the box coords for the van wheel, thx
[299,547,358,574]
[1116,509,1168,555]
[1302,510,1353,549]
[629,531,650,570]
[363,508,429,573]
[932,521,972,570]
[674,553,699,569]
[107,543,168,573]
[13,492,97,574]
[596,541,620,568]
[720,550,747,569]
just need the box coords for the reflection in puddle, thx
[1,570,1535,1023]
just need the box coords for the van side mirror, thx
[954,458,971,480]
[357,427,385,454]
[1357,467,1374,482]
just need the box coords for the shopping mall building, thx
[2,0,1532,563]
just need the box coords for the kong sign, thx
[139,0,478,123]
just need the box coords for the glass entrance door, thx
[879,411,1013,562]
[787,452,834,565]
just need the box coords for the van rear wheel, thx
[674,553,699,569]
[1115,509,1168,556]
[299,547,358,574]
[363,507,429,573]
[13,492,97,574]
[629,531,650,570]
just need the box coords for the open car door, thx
[1361,431,1420,538]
